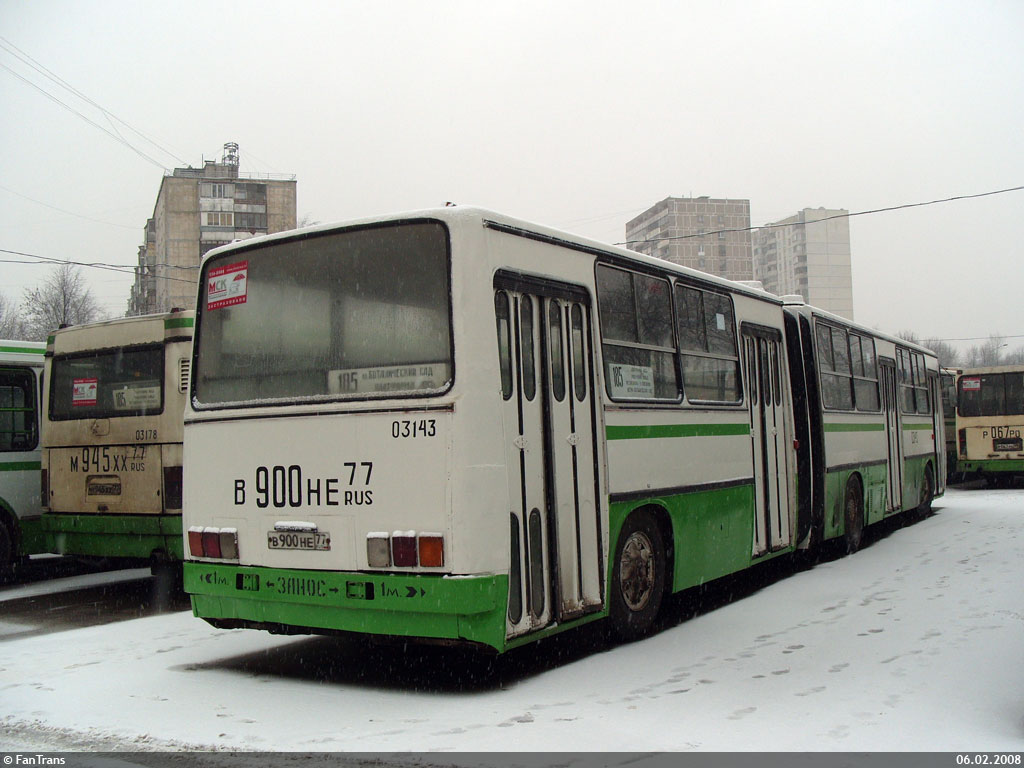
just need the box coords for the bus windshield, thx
[193,221,452,407]
[50,346,164,421]
[958,372,1024,417]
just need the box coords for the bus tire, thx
[609,509,666,641]
[917,465,934,516]
[0,521,13,582]
[843,478,864,555]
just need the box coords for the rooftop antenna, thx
[222,142,239,167]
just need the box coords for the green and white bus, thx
[0,339,47,577]
[182,207,941,652]
[783,301,943,551]
[955,365,1024,485]
[41,311,194,572]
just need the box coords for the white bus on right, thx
[954,365,1024,486]
[782,300,944,552]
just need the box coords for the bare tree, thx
[964,335,1007,367]
[922,337,962,369]
[0,293,26,339]
[20,262,104,341]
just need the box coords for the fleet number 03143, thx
[392,419,437,438]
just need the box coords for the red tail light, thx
[187,527,203,557]
[367,532,445,569]
[189,526,238,560]
[201,530,222,559]
[392,533,417,567]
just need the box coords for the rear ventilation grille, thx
[179,358,191,394]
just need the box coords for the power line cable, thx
[0,248,197,285]
[933,334,1024,343]
[0,36,190,169]
[617,185,1024,246]
[0,183,138,230]
[0,62,171,172]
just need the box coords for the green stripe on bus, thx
[0,345,45,355]
[823,423,885,432]
[902,422,934,431]
[606,423,750,440]
[164,317,195,330]
[0,461,41,472]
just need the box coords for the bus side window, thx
[548,301,566,402]
[0,367,37,452]
[570,304,587,402]
[521,295,536,402]
[495,292,513,400]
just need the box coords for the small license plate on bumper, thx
[267,531,331,551]
[993,437,1022,452]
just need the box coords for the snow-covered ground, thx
[1,487,1021,752]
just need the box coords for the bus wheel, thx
[610,510,666,641]
[917,466,934,516]
[0,523,13,582]
[843,479,864,555]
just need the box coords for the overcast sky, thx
[2,0,1022,354]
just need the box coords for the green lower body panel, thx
[42,513,183,559]
[185,562,509,652]
[609,482,766,594]
[824,455,939,541]
[16,516,49,557]
[958,459,1024,475]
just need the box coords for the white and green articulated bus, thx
[182,207,941,653]
[955,365,1024,485]
[782,302,944,553]
[41,311,194,571]
[0,339,47,577]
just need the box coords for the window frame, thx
[0,365,38,452]
[673,282,742,405]
[815,320,882,413]
[595,264,680,404]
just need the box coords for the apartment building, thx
[129,143,296,315]
[624,196,753,282]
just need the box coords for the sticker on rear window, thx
[73,378,98,406]
[207,261,248,310]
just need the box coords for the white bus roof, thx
[198,205,786,305]
[0,339,46,365]
[783,298,937,357]
[47,309,194,354]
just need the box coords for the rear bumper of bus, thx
[42,513,183,560]
[957,459,1024,474]
[184,562,509,652]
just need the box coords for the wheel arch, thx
[611,500,676,597]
